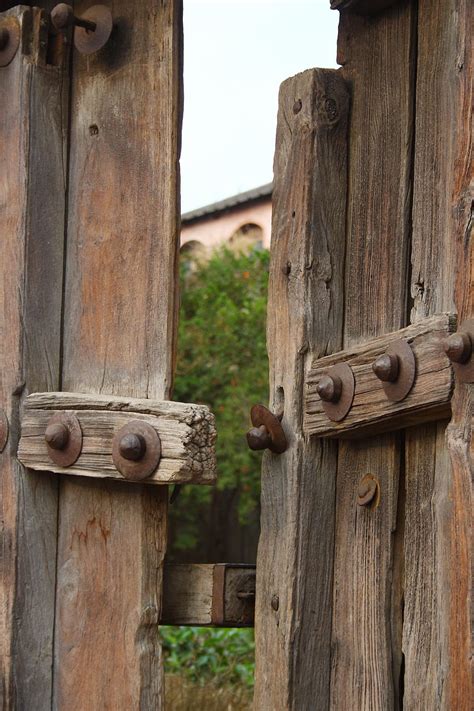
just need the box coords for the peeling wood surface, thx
[330,5,415,709]
[0,8,68,708]
[402,1,473,708]
[161,564,255,627]
[19,393,216,485]
[305,314,455,437]
[52,1,183,708]
[254,69,349,710]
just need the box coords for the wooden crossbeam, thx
[18,392,216,485]
[305,314,455,438]
[161,564,255,627]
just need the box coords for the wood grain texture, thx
[161,564,255,627]
[403,1,473,708]
[306,314,455,437]
[330,5,415,709]
[254,69,349,709]
[53,1,183,708]
[0,8,68,708]
[330,0,398,14]
[19,393,216,484]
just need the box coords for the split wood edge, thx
[305,313,456,438]
[18,392,217,485]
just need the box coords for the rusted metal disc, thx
[74,5,112,55]
[249,404,287,454]
[319,363,355,422]
[380,339,415,402]
[0,17,20,67]
[0,409,9,453]
[45,412,83,467]
[112,420,161,481]
[449,319,474,384]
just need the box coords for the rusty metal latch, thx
[246,404,288,454]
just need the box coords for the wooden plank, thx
[19,392,217,485]
[403,1,473,708]
[330,5,415,709]
[161,564,255,627]
[254,69,349,709]
[306,314,455,437]
[53,0,183,708]
[0,7,68,708]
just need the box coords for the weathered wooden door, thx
[253,0,472,709]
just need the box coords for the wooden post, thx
[404,1,472,708]
[254,69,349,709]
[0,7,69,707]
[52,1,183,708]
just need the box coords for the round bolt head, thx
[444,331,472,364]
[246,424,272,452]
[317,374,342,403]
[372,353,399,382]
[357,475,379,507]
[118,432,146,461]
[45,422,69,451]
[51,3,75,30]
[0,27,9,51]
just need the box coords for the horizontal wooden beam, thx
[161,564,255,627]
[18,392,216,485]
[305,314,455,438]
[330,0,399,14]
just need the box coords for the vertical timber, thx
[330,3,415,709]
[404,0,473,708]
[0,7,68,708]
[254,69,349,709]
[54,0,183,708]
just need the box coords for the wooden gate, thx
[0,0,471,710]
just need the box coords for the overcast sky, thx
[181,0,339,212]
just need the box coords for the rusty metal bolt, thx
[45,422,69,451]
[271,594,279,611]
[372,353,400,382]
[444,332,472,364]
[118,432,147,462]
[0,27,9,51]
[317,374,342,403]
[357,475,379,507]
[51,3,97,32]
[247,424,273,452]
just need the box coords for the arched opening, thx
[228,222,264,252]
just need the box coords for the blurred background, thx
[164,2,338,707]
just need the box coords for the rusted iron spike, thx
[118,432,147,462]
[45,412,83,467]
[112,420,161,481]
[45,422,69,451]
[444,331,472,364]
[357,475,379,507]
[246,404,287,454]
[316,373,342,402]
[372,352,399,382]
[51,4,97,32]
[0,17,20,67]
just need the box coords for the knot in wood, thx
[317,374,342,403]
[372,353,399,382]
[444,332,472,364]
[45,422,69,451]
[119,432,147,461]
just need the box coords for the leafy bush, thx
[170,247,269,553]
[161,626,255,689]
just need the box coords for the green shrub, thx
[170,247,269,553]
[161,626,255,689]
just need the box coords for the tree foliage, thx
[169,246,269,554]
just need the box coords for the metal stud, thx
[372,339,415,402]
[45,412,83,467]
[51,3,113,55]
[112,420,161,481]
[444,320,474,383]
[317,363,355,422]
[357,474,379,508]
[246,405,287,454]
[0,17,20,68]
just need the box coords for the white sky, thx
[181,0,339,212]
